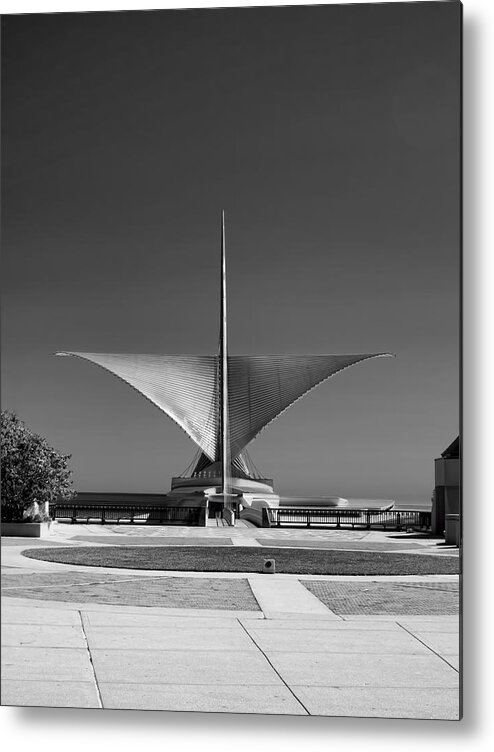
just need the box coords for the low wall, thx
[1,521,53,538]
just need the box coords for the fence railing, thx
[262,507,431,531]
[50,503,207,526]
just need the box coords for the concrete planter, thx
[1,520,53,538]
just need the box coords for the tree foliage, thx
[1,411,75,522]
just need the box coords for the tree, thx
[1,411,75,522]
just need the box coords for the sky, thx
[1,2,461,504]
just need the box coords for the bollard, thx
[263,559,275,574]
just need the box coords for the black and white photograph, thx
[1,0,462,725]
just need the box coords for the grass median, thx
[22,545,459,576]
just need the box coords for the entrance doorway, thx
[208,500,223,519]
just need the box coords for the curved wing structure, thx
[228,354,391,458]
[56,352,218,460]
[57,351,392,461]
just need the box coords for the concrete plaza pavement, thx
[1,522,460,719]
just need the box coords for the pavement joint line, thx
[395,621,460,674]
[291,684,459,689]
[3,564,461,582]
[2,644,96,651]
[246,579,262,612]
[78,610,103,708]
[439,656,460,672]
[236,618,310,716]
[69,646,255,653]
[80,680,305,687]
[1,595,264,617]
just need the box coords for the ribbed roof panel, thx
[228,354,390,457]
[56,352,219,460]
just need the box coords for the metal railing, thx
[262,507,431,531]
[50,503,207,526]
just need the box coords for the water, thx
[280,497,431,512]
[393,500,432,511]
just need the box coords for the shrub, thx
[1,411,75,522]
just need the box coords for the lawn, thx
[22,545,459,576]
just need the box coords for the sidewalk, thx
[1,525,460,719]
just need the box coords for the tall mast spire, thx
[219,210,230,498]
